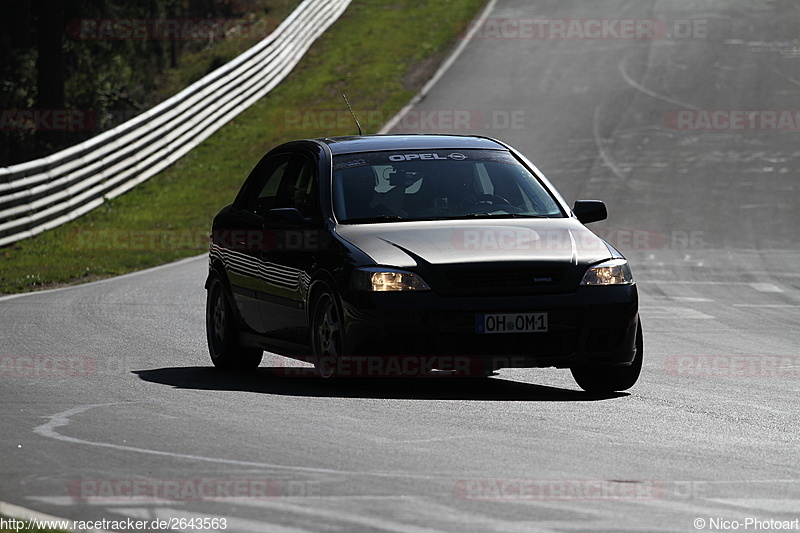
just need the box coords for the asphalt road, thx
[2,1,800,531]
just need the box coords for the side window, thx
[242,152,318,220]
[241,154,293,215]
[291,156,316,218]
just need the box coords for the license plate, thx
[475,313,548,334]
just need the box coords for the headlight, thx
[580,259,634,286]
[352,267,430,291]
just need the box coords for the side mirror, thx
[264,208,311,226]
[572,200,607,224]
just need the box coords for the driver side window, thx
[241,154,293,216]
[241,153,317,219]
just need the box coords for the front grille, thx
[444,268,563,289]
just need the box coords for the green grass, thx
[0,0,487,294]
[149,1,302,105]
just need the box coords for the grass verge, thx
[0,0,487,294]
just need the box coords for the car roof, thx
[317,134,509,155]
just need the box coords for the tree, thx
[36,0,66,154]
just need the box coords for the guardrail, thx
[0,0,351,247]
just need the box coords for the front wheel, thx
[310,289,343,378]
[571,321,643,393]
[206,275,263,370]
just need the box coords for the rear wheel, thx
[310,289,343,378]
[206,275,263,370]
[571,321,643,393]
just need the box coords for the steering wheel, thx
[473,194,511,205]
[470,194,525,213]
[465,194,526,214]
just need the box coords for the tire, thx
[310,289,343,378]
[571,321,643,393]
[206,275,263,370]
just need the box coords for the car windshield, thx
[332,149,564,223]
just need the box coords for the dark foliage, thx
[0,0,272,166]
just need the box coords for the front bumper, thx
[339,284,639,369]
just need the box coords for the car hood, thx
[335,218,614,269]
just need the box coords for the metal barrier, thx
[0,0,352,247]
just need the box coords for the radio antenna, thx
[342,93,363,136]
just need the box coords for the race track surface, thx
[2,1,799,531]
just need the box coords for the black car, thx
[205,134,642,392]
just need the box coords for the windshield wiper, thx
[342,215,404,223]
[465,213,551,218]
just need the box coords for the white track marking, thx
[749,283,783,293]
[618,56,700,110]
[379,0,500,134]
[592,106,628,181]
[639,307,714,320]
[0,500,110,533]
[0,255,205,303]
[732,304,798,308]
[33,404,453,481]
